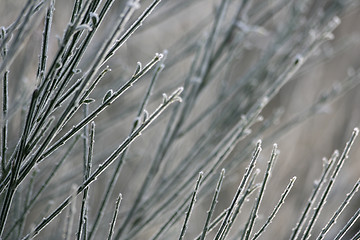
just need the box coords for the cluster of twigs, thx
[0,0,359,239]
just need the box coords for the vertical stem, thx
[1,71,8,173]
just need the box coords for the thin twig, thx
[107,194,122,240]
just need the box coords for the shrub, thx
[0,0,359,239]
